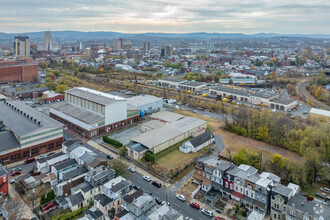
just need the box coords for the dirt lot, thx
[174,110,303,163]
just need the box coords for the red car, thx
[42,202,54,212]
[11,170,21,176]
[24,157,35,164]
[44,206,55,214]
[189,202,200,209]
[215,217,225,220]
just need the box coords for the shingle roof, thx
[110,181,131,193]
[94,194,113,206]
[272,183,292,197]
[63,166,88,180]
[123,189,144,203]
[188,131,214,148]
[54,159,77,171]
[68,192,84,206]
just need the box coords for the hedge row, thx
[103,136,123,148]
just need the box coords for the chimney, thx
[301,202,304,206]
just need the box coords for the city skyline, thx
[1,0,329,34]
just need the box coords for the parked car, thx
[38,155,45,160]
[152,181,162,188]
[107,155,113,160]
[47,152,55,156]
[42,202,54,212]
[133,185,140,191]
[215,208,222,214]
[201,209,213,218]
[24,157,35,164]
[155,197,162,205]
[189,202,200,209]
[215,217,225,220]
[176,194,186,202]
[44,206,56,214]
[128,167,136,173]
[11,171,21,176]
[10,179,16,184]
[143,175,151,182]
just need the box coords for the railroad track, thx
[297,80,330,110]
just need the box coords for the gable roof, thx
[54,159,77,171]
[188,131,214,148]
[68,192,84,206]
[123,189,144,203]
[94,193,113,206]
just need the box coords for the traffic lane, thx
[8,161,36,173]
[127,171,211,220]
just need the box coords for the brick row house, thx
[193,156,330,219]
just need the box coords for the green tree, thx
[55,84,68,94]
[109,159,129,177]
[119,146,128,156]
[144,151,155,164]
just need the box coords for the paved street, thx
[127,171,217,220]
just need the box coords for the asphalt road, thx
[127,171,217,220]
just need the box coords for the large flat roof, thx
[150,111,185,123]
[179,81,206,87]
[252,91,278,99]
[66,87,126,105]
[211,86,252,97]
[158,78,186,83]
[51,102,104,124]
[127,95,162,107]
[132,116,206,149]
[0,100,63,137]
[270,97,297,105]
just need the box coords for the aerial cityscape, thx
[0,1,329,220]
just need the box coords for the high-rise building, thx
[37,31,59,51]
[143,41,151,51]
[161,45,173,57]
[112,38,123,51]
[13,35,30,57]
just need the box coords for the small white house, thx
[180,131,215,153]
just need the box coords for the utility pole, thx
[32,188,35,214]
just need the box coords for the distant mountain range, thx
[0,31,329,40]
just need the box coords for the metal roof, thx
[127,94,162,107]
[54,159,77,171]
[0,100,63,137]
[66,87,125,105]
[68,192,84,207]
[131,116,206,149]
[150,111,185,123]
[0,130,20,152]
[63,166,88,180]
[51,102,104,124]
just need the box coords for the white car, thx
[128,167,136,173]
[39,155,45,160]
[201,209,213,218]
[176,194,186,202]
[143,175,151,182]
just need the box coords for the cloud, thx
[0,0,329,34]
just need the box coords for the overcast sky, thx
[1,0,329,34]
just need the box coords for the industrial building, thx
[127,94,163,116]
[158,78,187,88]
[210,86,297,111]
[130,111,207,154]
[0,100,64,164]
[177,81,207,91]
[50,87,140,138]
[0,63,38,82]
[158,78,206,91]
[220,73,260,85]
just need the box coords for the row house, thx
[193,156,274,216]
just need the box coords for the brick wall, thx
[0,64,38,82]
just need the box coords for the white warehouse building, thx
[127,94,163,116]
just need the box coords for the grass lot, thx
[178,177,199,198]
[170,163,194,184]
[155,137,210,171]
[174,109,303,163]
